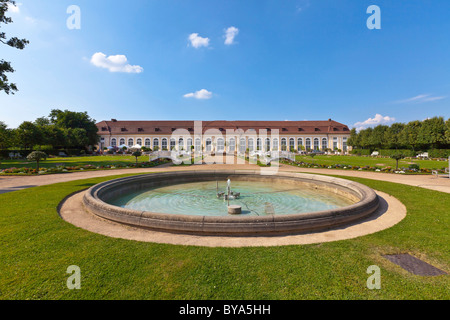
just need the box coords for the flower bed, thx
[0,159,170,175]
[280,160,447,174]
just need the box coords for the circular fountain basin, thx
[83,170,379,235]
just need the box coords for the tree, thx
[48,109,99,148]
[1,0,29,94]
[15,121,43,149]
[445,118,450,145]
[390,152,405,171]
[26,151,47,172]
[131,149,142,164]
[347,128,359,148]
[359,127,374,150]
[400,120,422,153]
[0,120,12,149]
[370,125,388,150]
[417,117,446,149]
[66,127,89,148]
[384,123,405,150]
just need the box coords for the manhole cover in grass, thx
[384,254,447,276]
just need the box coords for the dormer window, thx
[138,128,144,132]
[315,128,320,131]
[155,128,160,132]
[101,127,108,131]
[282,128,287,132]
[121,127,127,132]
[298,127,303,132]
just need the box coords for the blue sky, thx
[1,0,449,129]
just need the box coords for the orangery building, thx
[95,119,351,153]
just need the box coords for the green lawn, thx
[1,155,448,173]
[295,155,449,170]
[0,173,448,300]
[0,155,153,170]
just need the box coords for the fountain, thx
[217,179,240,201]
[83,170,380,235]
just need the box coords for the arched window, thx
[281,138,287,151]
[314,138,319,150]
[206,138,212,152]
[248,138,254,152]
[297,138,303,151]
[162,138,168,150]
[239,138,246,153]
[147,138,153,148]
[187,138,193,150]
[322,138,328,151]
[119,138,125,146]
[306,138,311,151]
[289,138,295,151]
[128,138,134,147]
[195,138,201,151]
[265,138,270,151]
[229,138,236,152]
[111,138,117,147]
[217,138,225,152]
[136,138,142,147]
[178,138,184,150]
[272,138,279,151]
[256,138,262,151]
[170,138,176,150]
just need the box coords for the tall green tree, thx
[358,127,374,150]
[347,128,359,148]
[0,120,12,149]
[417,117,446,149]
[370,125,388,149]
[445,118,450,145]
[15,121,43,149]
[48,109,99,148]
[384,122,405,150]
[0,0,29,94]
[400,120,422,152]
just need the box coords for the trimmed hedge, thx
[428,149,450,159]
[351,148,450,159]
[350,149,371,156]
[378,149,416,158]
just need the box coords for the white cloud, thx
[7,2,21,13]
[353,114,396,131]
[90,52,143,73]
[393,94,446,104]
[188,33,210,48]
[224,26,239,45]
[183,89,213,100]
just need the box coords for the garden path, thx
[0,161,449,194]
